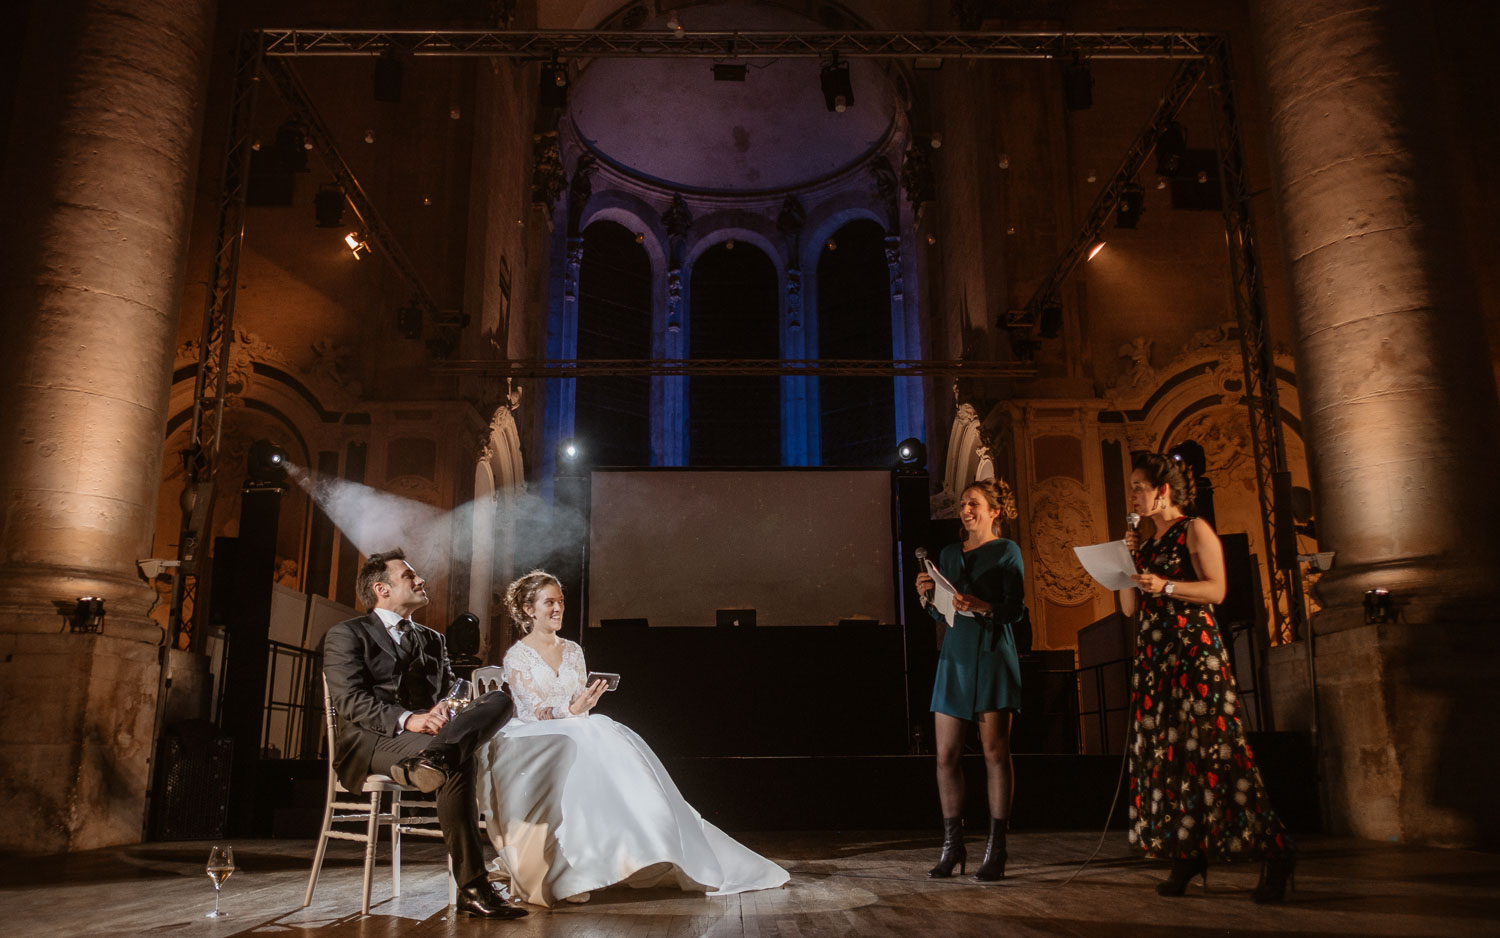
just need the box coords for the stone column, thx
[1253,0,1500,845]
[0,0,216,853]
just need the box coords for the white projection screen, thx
[587,470,897,628]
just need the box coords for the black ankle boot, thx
[1156,855,1208,896]
[927,817,966,878]
[1251,853,1295,904]
[972,818,1007,881]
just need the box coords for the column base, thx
[0,617,161,854]
[1312,617,1500,846]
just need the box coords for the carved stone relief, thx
[1030,476,1098,606]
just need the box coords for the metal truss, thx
[435,359,1038,379]
[1208,46,1307,645]
[261,29,1218,60]
[1004,56,1209,330]
[261,56,444,318]
[167,32,264,650]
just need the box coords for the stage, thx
[2,832,1490,936]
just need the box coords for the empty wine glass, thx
[205,845,234,918]
[440,678,472,716]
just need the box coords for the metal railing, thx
[262,641,323,760]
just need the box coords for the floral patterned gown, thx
[1128,516,1292,861]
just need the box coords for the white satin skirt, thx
[474,714,789,907]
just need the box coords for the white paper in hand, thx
[925,558,959,627]
[1073,540,1139,591]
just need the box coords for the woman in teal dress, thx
[914,479,1025,882]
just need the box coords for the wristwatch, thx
[1163,581,1176,596]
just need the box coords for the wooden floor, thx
[1,831,1494,936]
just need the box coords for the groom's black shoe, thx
[390,748,458,793]
[455,882,528,919]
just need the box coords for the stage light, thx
[1062,54,1093,110]
[1086,241,1105,261]
[247,439,290,483]
[557,438,582,466]
[1363,588,1393,624]
[997,154,1010,169]
[1155,121,1187,177]
[820,55,854,113]
[539,59,568,109]
[344,232,370,259]
[897,438,926,467]
[929,132,943,149]
[666,12,683,32]
[373,49,404,102]
[449,104,462,120]
[712,64,747,82]
[314,184,345,228]
[1115,182,1144,229]
[364,129,375,144]
[66,597,106,634]
[1086,169,1097,183]
[447,613,481,658]
[825,238,837,251]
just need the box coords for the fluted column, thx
[0,0,216,852]
[1253,0,1500,844]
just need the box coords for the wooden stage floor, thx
[1,831,1494,936]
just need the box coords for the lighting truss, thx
[434,359,1038,379]
[261,29,1220,60]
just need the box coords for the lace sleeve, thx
[503,643,577,722]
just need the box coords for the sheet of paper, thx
[1073,539,1140,591]
[925,558,958,627]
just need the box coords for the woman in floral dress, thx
[1118,453,1295,902]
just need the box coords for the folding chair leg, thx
[391,791,402,897]
[361,790,380,915]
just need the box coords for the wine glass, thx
[205,845,234,918]
[439,678,472,716]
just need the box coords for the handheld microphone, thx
[1126,512,1141,531]
[914,546,928,565]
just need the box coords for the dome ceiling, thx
[567,6,900,193]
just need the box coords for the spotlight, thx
[67,597,106,634]
[929,132,943,149]
[344,232,370,259]
[1363,588,1393,625]
[449,104,462,120]
[447,612,481,658]
[539,59,568,109]
[364,129,375,144]
[896,438,926,467]
[820,55,854,113]
[248,439,289,483]
[997,154,1010,169]
[396,305,423,339]
[825,238,837,251]
[666,12,683,32]
[1115,182,1144,229]
[725,239,735,251]
[1086,241,1105,261]
[1155,121,1187,177]
[556,437,584,470]
[1039,301,1064,339]
[712,63,747,82]
[274,120,309,172]
[314,183,345,228]
[373,49,404,103]
[1061,54,1093,110]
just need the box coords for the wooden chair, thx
[303,674,446,915]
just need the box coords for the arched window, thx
[688,241,779,465]
[817,219,895,465]
[577,220,652,466]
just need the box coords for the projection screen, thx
[587,469,897,628]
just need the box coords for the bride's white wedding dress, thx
[474,638,789,907]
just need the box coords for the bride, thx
[474,570,790,907]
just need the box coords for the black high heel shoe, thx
[1251,853,1296,903]
[1156,856,1208,896]
[927,817,966,878]
[972,818,1007,881]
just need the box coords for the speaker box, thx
[151,720,233,841]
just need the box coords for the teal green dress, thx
[928,538,1025,719]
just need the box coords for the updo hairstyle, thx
[962,478,1019,541]
[504,569,563,634]
[1132,452,1198,512]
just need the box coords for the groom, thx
[323,548,523,920]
